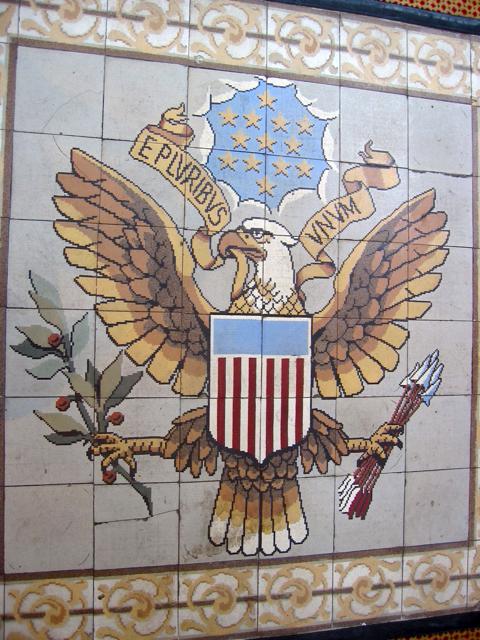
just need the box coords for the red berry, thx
[48,333,62,347]
[56,396,70,412]
[107,411,124,426]
[102,469,117,484]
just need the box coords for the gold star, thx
[284,136,302,155]
[243,111,261,129]
[297,115,313,135]
[272,158,290,176]
[219,106,238,126]
[231,130,250,150]
[256,176,275,196]
[219,151,238,170]
[256,133,276,153]
[257,91,276,110]
[243,154,262,173]
[296,159,313,178]
[271,113,289,132]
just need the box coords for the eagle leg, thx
[87,405,218,479]
[346,422,404,464]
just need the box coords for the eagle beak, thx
[218,229,266,263]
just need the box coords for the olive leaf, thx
[66,372,95,407]
[98,352,123,408]
[71,313,89,358]
[29,271,62,308]
[28,291,68,334]
[27,358,67,379]
[104,371,143,412]
[17,324,61,349]
[11,339,52,360]
[86,359,100,391]
[45,432,87,445]
[34,410,88,435]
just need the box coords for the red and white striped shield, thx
[209,315,312,464]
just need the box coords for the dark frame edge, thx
[254,611,480,640]
[267,0,480,35]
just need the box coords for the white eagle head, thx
[218,217,298,302]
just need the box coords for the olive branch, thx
[10,271,153,515]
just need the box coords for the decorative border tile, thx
[178,566,258,636]
[258,560,333,630]
[333,556,402,622]
[402,550,468,616]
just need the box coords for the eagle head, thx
[218,218,298,306]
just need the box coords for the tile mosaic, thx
[178,564,258,635]
[264,156,341,237]
[336,238,411,326]
[187,68,268,172]
[258,559,333,630]
[267,4,339,81]
[472,41,480,107]
[298,397,336,478]
[10,131,103,223]
[407,28,471,99]
[0,2,18,44]
[94,482,179,569]
[100,139,186,229]
[333,554,402,622]
[340,87,408,169]
[408,170,474,250]
[189,0,267,69]
[5,396,93,486]
[5,307,95,398]
[91,397,181,486]
[179,479,237,564]
[336,164,408,243]
[402,548,468,615]
[94,310,186,400]
[6,218,98,310]
[333,471,405,553]
[94,572,178,639]
[467,543,480,608]
[336,396,406,476]
[103,56,188,143]
[407,320,473,396]
[0,1,479,637]
[340,15,407,89]
[264,80,340,164]
[19,0,107,48]
[404,468,470,546]
[286,475,335,557]
[406,394,472,472]
[4,575,94,640]
[105,0,189,58]
[408,96,473,175]
[407,244,472,322]
[179,397,223,483]
[4,483,94,573]
[14,46,104,138]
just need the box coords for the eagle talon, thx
[366,422,404,461]
[87,433,137,476]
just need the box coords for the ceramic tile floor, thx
[0,0,479,637]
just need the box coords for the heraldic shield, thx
[209,315,312,464]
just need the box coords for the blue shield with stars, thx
[204,79,330,212]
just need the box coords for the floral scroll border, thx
[0,0,479,637]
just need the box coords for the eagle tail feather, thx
[209,452,307,556]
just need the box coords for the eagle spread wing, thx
[54,148,214,396]
[311,189,448,398]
